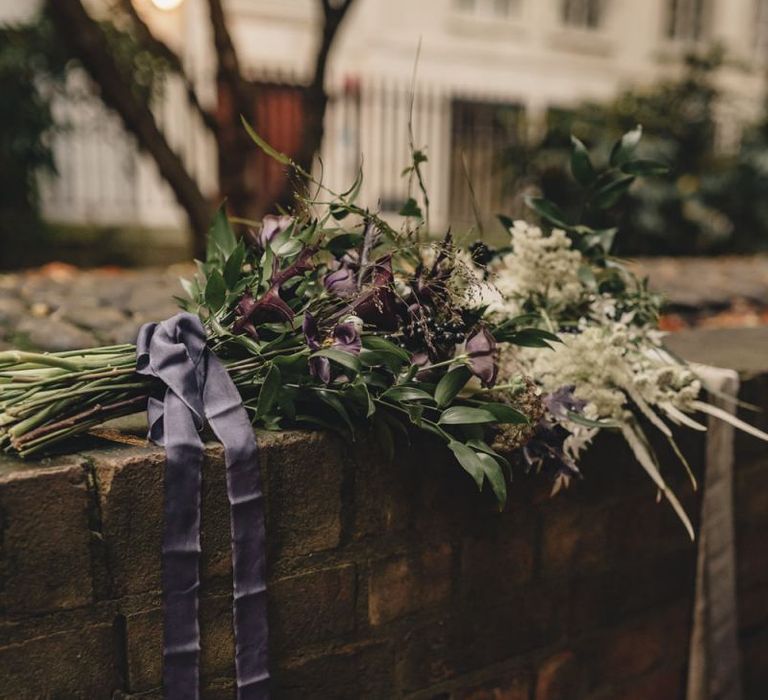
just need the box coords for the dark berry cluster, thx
[403,312,468,350]
[468,241,496,267]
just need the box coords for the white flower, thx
[489,221,584,313]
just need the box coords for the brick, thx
[605,666,684,700]
[368,543,453,626]
[122,593,237,693]
[0,458,94,615]
[275,641,395,700]
[535,650,585,700]
[88,430,344,597]
[88,444,166,596]
[0,614,120,698]
[270,563,356,653]
[541,499,609,578]
[259,430,343,559]
[460,509,536,599]
[452,668,532,700]
[398,584,565,693]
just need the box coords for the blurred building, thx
[4,0,768,235]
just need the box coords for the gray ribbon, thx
[687,366,742,700]
[137,312,270,700]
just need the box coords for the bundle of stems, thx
[0,344,285,458]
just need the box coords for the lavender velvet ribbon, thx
[136,313,270,700]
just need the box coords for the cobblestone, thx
[0,257,766,352]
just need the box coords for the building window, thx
[560,0,603,29]
[454,0,521,18]
[755,0,768,58]
[666,0,711,42]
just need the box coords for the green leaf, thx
[399,197,423,218]
[312,348,361,373]
[438,406,498,425]
[327,233,363,257]
[223,241,246,288]
[316,390,355,434]
[256,364,281,418]
[330,204,350,220]
[505,328,561,348]
[524,196,571,229]
[570,135,596,186]
[362,335,411,362]
[593,175,635,210]
[434,365,472,408]
[241,116,294,167]
[497,214,514,230]
[179,275,199,301]
[609,125,643,166]
[476,452,507,506]
[204,269,227,311]
[566,410,619,429]
[620,159,669,176]
[206,204,237,262]
[483,402,529,424]
[466,439,511,470]
[447,441,486,489]
[359,349,407,373]
[382,386,434,402]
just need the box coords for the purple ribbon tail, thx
[137,313,270,700]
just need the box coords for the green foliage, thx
[500,48,768,255]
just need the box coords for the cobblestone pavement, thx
[2,256,768,352]
[0,263,188,352]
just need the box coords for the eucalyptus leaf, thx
[524,196,571,229]
[483,403,529,424]
[223,241,246,288]
[438,406,498,425]
[447,441,485,490]
[593,175,635,209]
[206,204,237,262]
[256,364,281,418]
[570,135,596,186]
[609,125,643,166]
[382,386,434,402]
[434,365,472,408]
[312,348,361,373]
[204,269,227,311]
[476,452,507,506]
[362,335,411,361]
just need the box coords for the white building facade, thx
[5,0,768,233]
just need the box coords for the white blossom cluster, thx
[489,221,585,315]
[489,219,701,426]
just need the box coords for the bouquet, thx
[1,122,765,534]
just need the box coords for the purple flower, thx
[302,313,362,384]
[245,214,293,250]
[332,321,362,355]
[544,386,586,420]
[303,312,331,384]
[233,287,294,338]
[465,326,498,388]
[350,256,403,332]
[324,265,358,298]
[271,247,317,287]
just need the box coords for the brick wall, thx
[1,373,767,699]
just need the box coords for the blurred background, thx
[4,0,768,348]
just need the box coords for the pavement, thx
[2,256,768,352]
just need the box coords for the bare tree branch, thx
[48,0,213,257]
[206,0,251,117]
[292,0,357,176]
[115,0,218,133]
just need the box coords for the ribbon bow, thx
[137,313,269,700]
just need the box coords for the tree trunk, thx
[47,0,213,259]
